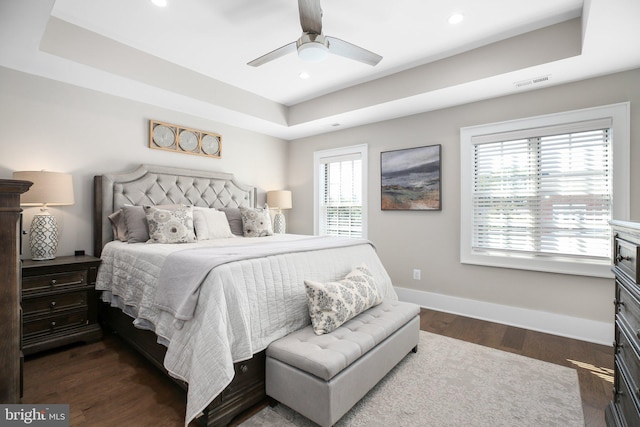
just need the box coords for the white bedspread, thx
[95,234,398,426]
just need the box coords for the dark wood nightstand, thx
[21,255,103,355]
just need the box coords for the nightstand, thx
[21,255,102,355]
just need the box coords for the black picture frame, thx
[381,144,441,211]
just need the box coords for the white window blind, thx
[314,145,367,238]
[472,123,612,262]
[461,103,630,277]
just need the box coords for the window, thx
[314,144,368,238]
[460,103,629,277]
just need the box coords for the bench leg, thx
[412,345,418,353]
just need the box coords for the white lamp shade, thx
[12,171,75,206]
[267,190,292,210]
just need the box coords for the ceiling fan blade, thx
[298,0,322,34]
[326,36,382,66]
[247,41,297,67]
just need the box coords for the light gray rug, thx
[240,331,584,427]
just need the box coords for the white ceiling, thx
[1,0,639,140]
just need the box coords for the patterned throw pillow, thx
[143,205,197,244]
[239,205,273,237]
[305,263,383,335]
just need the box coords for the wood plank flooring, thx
[22,308,614,426]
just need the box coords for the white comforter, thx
[95,234,398,426]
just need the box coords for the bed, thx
[93,164,398,426]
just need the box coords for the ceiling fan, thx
[247,0,382,67]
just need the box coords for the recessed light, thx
[448,13,464,24]
[299,72,311,79]
[151,0,167,7]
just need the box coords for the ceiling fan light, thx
[448,13,464,24]
[297,42,329,62]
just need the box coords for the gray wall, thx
[0,66,288,259]
[287,68,640,335]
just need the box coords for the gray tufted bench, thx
[265,300,420,427]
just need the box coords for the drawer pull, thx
[50,301,57,309]
[614,341,623,353]
[616,254,631,262]
[50,279,57,287]
[50,321,56,329]
[240,364,249,374]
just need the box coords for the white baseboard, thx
[395,286,613,346]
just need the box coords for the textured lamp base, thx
[30,212,59,260]
[273,212,286,234]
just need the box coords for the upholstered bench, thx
[265,300,420,427]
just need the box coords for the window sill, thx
[461,251,613,278]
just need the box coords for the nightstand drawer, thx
[22,291,88,318]
[615,237,640,284]
[617,321,640,400]
[614,362,640,427]
[23,270,87,294]
[23,310,88,338]
[617,280,640,342]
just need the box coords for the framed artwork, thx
[149,120,222,159]
[381,144,441,210]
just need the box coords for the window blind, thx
[472,123,612,261]
[319,156,363,237]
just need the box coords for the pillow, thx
[304,263,383,335]
[143,205,197,244]
[219,207,244,236]
[108,209,128,242]
[239,205,273,237]
[121,205,149,243]
[193,207,233,240]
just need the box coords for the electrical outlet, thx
[413,269,421,280]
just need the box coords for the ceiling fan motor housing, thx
[297,33,329,62]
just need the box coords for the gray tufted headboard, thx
[93,164,256,257]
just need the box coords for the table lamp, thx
[267,190,292,234]
[12,170,75,260]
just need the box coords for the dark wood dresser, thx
[22,255,103,355]
[607,220,640,427]
[0,179,32,403]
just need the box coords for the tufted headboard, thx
[93,164,256,257]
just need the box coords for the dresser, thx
[607,220,640,427]
[21,255,103,355]
[0,179,32,403]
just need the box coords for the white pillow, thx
[193,208,234,240]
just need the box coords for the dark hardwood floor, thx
[22,308,614,426]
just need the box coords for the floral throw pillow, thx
[143,205,196,244]
[304,263,383,335]
[239,204,273,237]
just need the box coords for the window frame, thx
[313,144,368,238]
[460,103,630,277]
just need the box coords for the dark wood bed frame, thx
[93,165,265,427]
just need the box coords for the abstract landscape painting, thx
[381,145,441,210]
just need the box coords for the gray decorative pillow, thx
[219,207,244,236]
[239,205,273,237]
[121,205,149,243]
[143,205,196,244]
[108,209,128,242]
[304,263,383,335]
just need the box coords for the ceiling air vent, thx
[514,74,551,88]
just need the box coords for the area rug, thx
[240,331,583,427]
